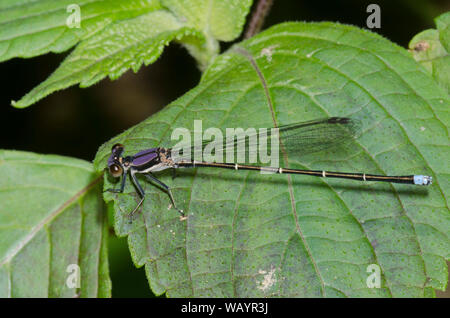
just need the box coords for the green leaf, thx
[161,0,252,41]
[0,0,161,62]
[160,0,253,70]
[0,150,110,297]
[409,11,450,93]
[12,10,205,108]
[94,22,450,297]
[8,0,253,108]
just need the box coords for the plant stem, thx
[244,0,274,39]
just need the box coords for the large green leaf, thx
[409,12,450,93]
[0,150,110,297]
[94,22,449,297]
[0,0,160,62]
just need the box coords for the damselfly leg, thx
[104,171,126,193]
[145,173,184,216]
[106,167,184,218]
[129,169,146,217]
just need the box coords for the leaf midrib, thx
[233,45,328,297]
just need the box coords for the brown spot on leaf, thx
[413,41,430,52]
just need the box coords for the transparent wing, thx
[171,117,360,164]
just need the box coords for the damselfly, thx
[105,117,432,217]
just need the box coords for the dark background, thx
[1,0,448,297]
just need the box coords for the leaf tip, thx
[11,98,29,109]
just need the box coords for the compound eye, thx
[109,164,123,177]
[111,143,124,153]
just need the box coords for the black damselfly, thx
[106,117,432,217]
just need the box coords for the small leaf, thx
[12,10,205,108]
[409,12,450,93]
[0,150,110,297]
[161,0,253,41]
[0,0,161,62]
[160,0,254,69]
[95,22,449,297]
[8,0,254,108]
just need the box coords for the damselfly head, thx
[107,143,125,177]
[109,163,123,178]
